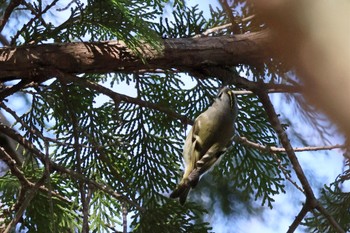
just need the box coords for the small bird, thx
[170,87,238,204]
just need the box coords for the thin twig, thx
[235,136,345,153]
[199,66,301,93]
[58,78,90,233]
[44,140,56,233]
[193,15,255,38]
[0,0,22,33]
[0,146,47,232]
[0,80,31,101]
[219,0,240,34]
[271,153,305,193]
[4,175,46,233]
[0,146,29,186]
[54,71,193,125]
[1,100,132,195]
[200,66,344,233]
[315,204,346,233]
[233,86,300,95]
[10,0,59,45]
[21,1,48,27]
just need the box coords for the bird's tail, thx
[170,179,191,205]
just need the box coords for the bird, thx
[170,87,238,205]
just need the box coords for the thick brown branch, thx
[0,30,271,78]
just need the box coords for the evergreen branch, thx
[0,146,47,233]
[0,80,31,101]
[0,74,49,100]
[4,176,46,233]
[233,85,300,94]
[199,66,301,93]
[1,101,123,151]
[272,152,304,193]
[0,146,30,188]
[56,72,298,131]
[0,123,145,212]
[10,0,60,45]
[21,1,48,27]
[256,90,345,233]
[202,66,344,233]
[314,204,346,233]
[219,0,241,34]
[0,137,72,205]
[257,91,315,196]
[2,96,131,193]
[56,71,193,125]
[235,136,345,153]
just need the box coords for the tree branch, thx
[0,30,271,78]
[0,146,47,233]
[235,136,345,153]
[315,204,346,233]
[10,0,60,45]
[58,78,90,233]
[4,176,46,233]
[199,66,344,232]
[287,201,311,233]
[56,72,193,125]
[0,0,22,33]
[0,123,145,212]
[256,90,344,233]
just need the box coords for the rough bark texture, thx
[0,30,271,78]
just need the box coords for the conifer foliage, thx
[0,1,348,232]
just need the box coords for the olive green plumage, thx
[170,87,238,205]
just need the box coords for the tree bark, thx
[0,30,271,78]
